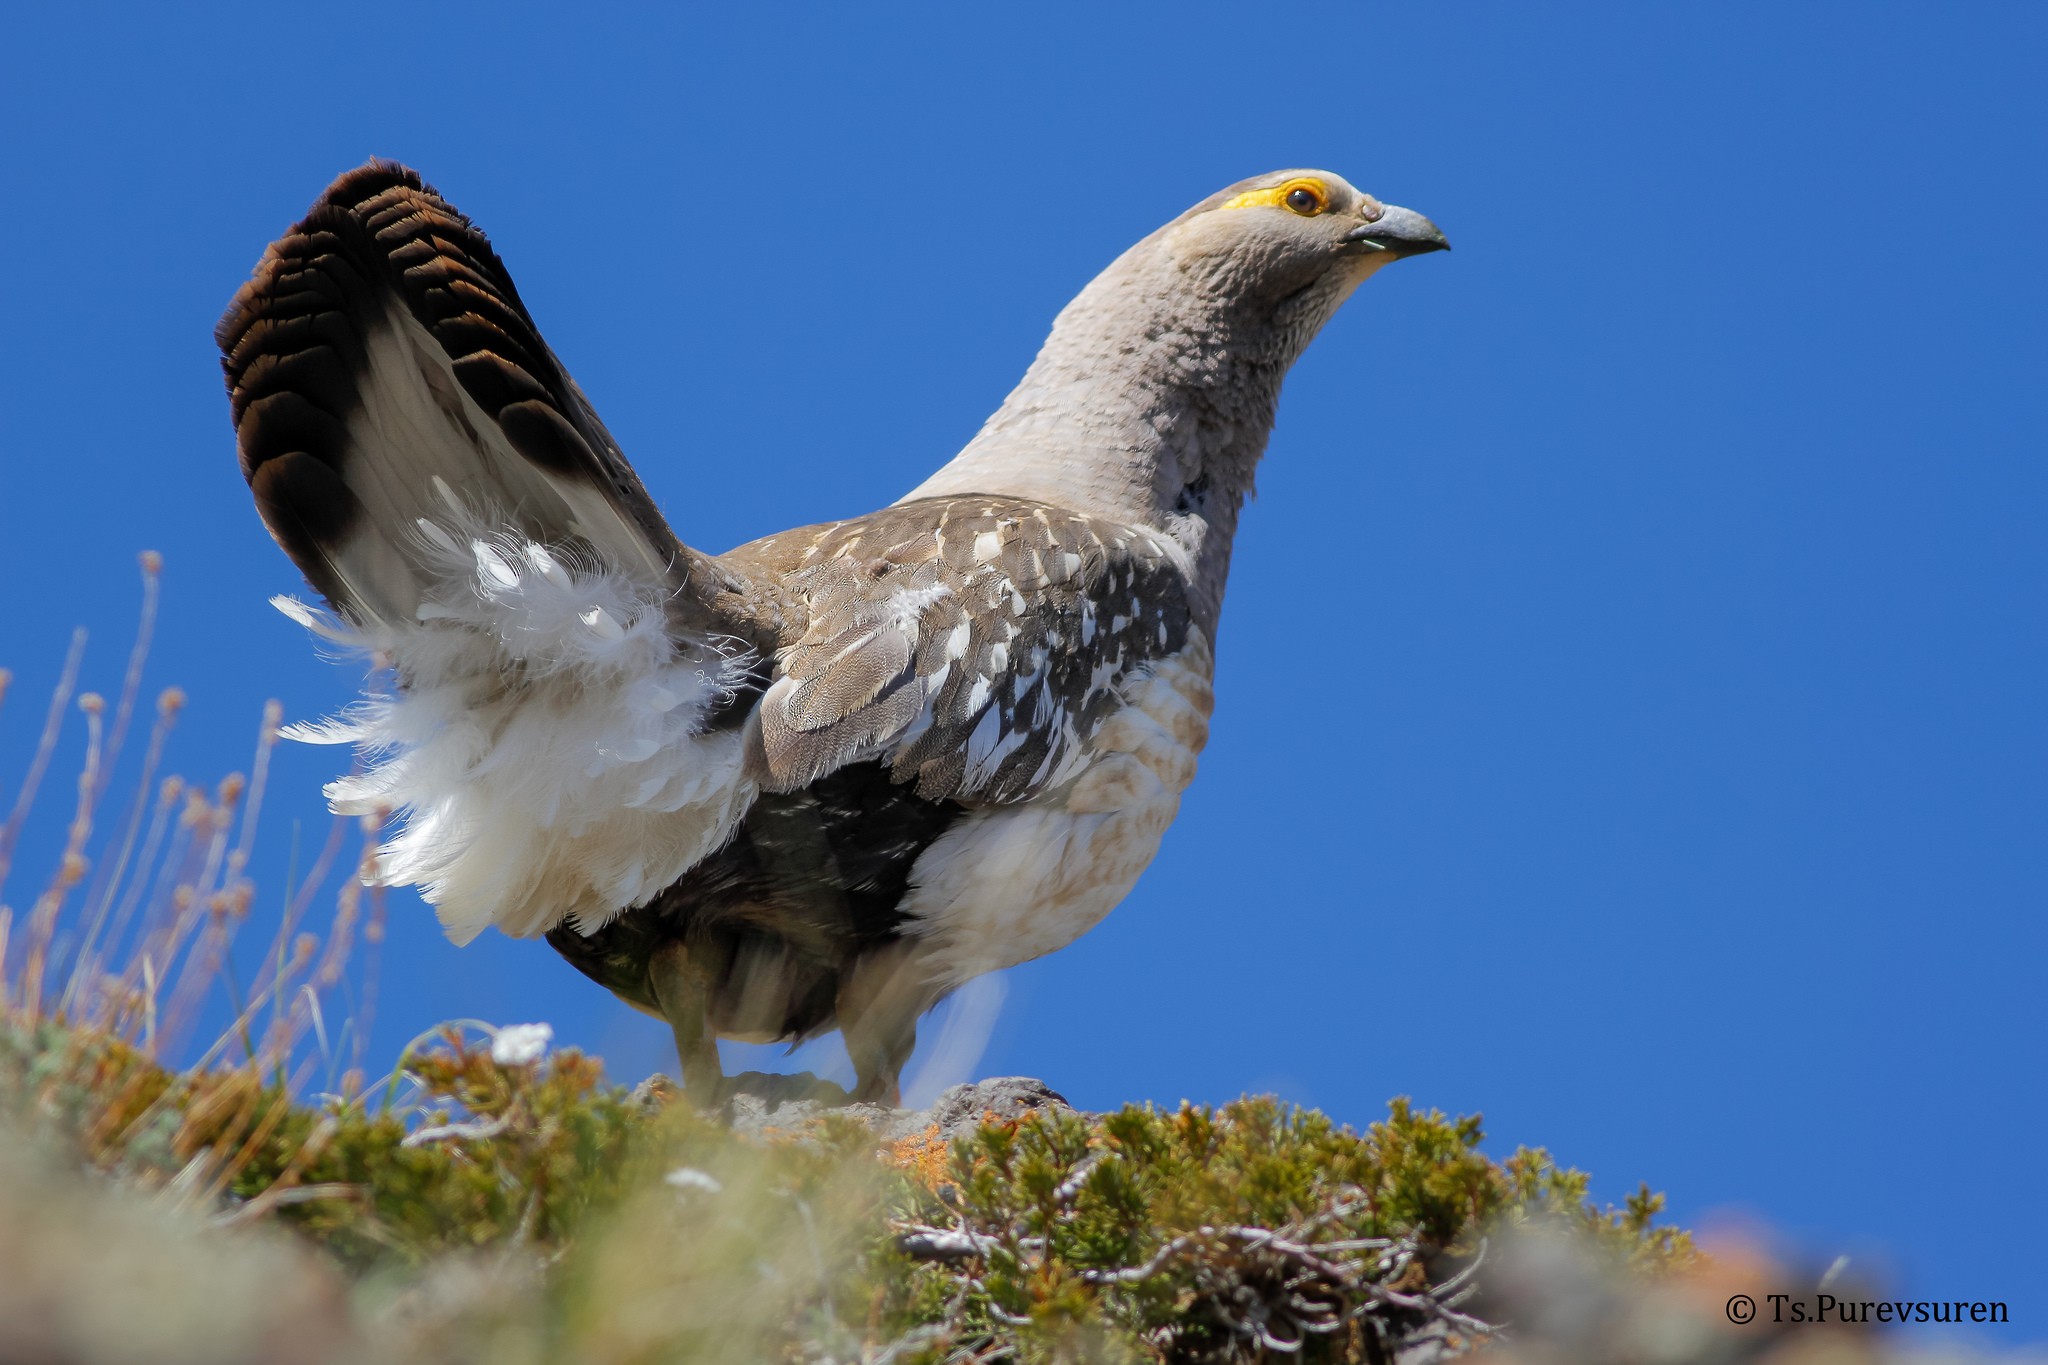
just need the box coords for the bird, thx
[217,159,1446,1107]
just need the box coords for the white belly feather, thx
[897,629,1215,987]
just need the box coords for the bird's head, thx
[1157,168,1447,322]
[917,167,1448,542]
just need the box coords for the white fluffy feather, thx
[277,505,757,944]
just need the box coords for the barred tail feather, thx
[221,161,760,940]
[217,158,725,632]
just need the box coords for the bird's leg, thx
[648,940,724,1108]
[839,943,927,1107]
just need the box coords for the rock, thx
[681,1073,1074,1143]
[903,1076,1075,1142]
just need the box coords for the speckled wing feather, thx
[216,159,725,632]
[729,496,1194,803]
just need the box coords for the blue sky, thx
[2,0,2042,1332]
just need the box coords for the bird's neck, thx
[904,241,1338,633]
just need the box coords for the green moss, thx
[870,1095,1692,1361]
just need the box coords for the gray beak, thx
[1346,204,1450,255]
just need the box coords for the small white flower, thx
[489,1022,554,1066]
[665,1167,723,1195]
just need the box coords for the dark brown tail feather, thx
[217,160,719,626]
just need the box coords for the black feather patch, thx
[497,400,596,474]
[249,452,366,583]
[545,761,965,1043]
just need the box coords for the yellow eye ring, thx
[1218,176,1333,215]
[1281,179,1327,216]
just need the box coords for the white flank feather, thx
[276,509,757,944]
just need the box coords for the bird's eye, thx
[1283,183,1325,216]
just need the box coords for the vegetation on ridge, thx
[1,1014,1691,1363]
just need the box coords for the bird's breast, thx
[894,628,1216,986]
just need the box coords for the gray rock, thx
[671,1073,1074,1143]
[893,1076,1076,1142]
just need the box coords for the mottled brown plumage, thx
[733,498,1191,802]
